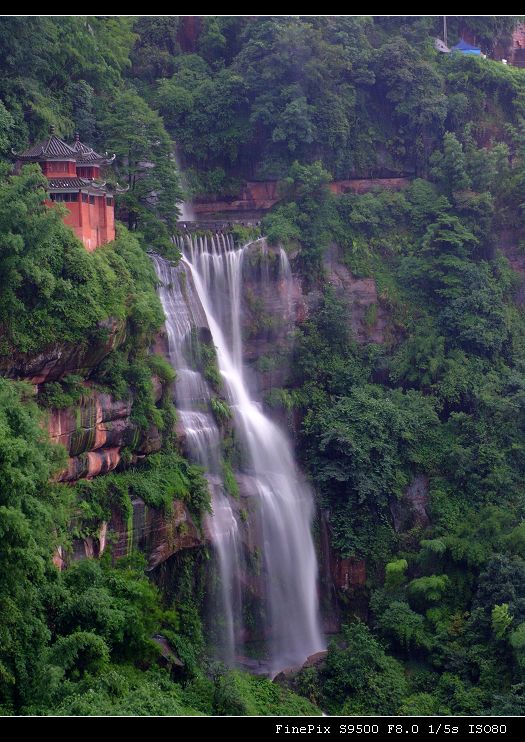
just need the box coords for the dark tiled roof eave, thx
[76,152,115,164]
[14,134,77,160]
[47,177,110,193]
[47,177,89,189]
[70,138,115,164]
[16,155,77,162]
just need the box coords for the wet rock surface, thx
[109,497,204,569]
[273,650,329,685]
[0,317,125,384]
[241,241,390,399]
[391,474,430,532]
[64,497,205,571]
[47,388,138,482]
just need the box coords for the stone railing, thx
[176,218,261,232]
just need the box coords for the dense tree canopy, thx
[2,14,525,717]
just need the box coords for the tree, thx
[0,378,66,711]
[491,684,525,715]
[376,600,428,650]
[279,160,332,201]
[407,575,450,610]
[319,622,408,714]
[264,160,333,276]
[373,37,447,174]
[0,165,161,356]
[197,17,227,66]
[304,385,438,509]
[492,603,513,640]
[430,132,471,195]
[0,100,13,153]
[0,17,136,142]
[130,16,180,81]
[385,559,408,590]
[474,555,525,628]
[510,622,525,671]
[102,89,182,246]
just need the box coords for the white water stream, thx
[153,234,324,673]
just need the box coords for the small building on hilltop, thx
[13,128,121,251]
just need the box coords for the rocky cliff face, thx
[2,314,161,483]
[391,474,430,533]
[47,387,161,482]
[238,239,393,629]
[4,236,397,609]
[241,240,390,396]
[55,496,203,571]
[0,317,125,384]
[46,378,207,569]
[0,312,208,571]
[322,244,389,344]
[192,178,410,219]
[108,497,202,570]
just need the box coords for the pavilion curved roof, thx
[13,128,116,166]
[69,134,116,165]
[47,176,109,190]
[14,132,77,161]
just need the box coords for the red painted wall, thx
[105,199,115,244]
[24,154,116,250]
[42,161,77,177]
[77,165,101,179]
[46,194,115,252]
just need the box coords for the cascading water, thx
[153,234,324,673]
[151,248,243,666]
[174,153,196,223]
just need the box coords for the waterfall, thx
[175,153,196,222]
[178,195,195,223]
[151,249,243,666]
[153,235,324,674]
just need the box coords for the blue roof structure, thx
[452,38,481,55]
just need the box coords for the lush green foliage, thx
[0,164,164,358]
[303,383,439,560]
[73,451,211,535]
[127,16,524,191]
[0,383,300,716]
[5,14,525,717]
[297,623,408,715]
[279,106,525,714]
[0,378,67,710]
[0,16,181,245]
[263,161,335,277]
[212,670,320,716]
[37,375,84,409]
[101,88,182,249]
